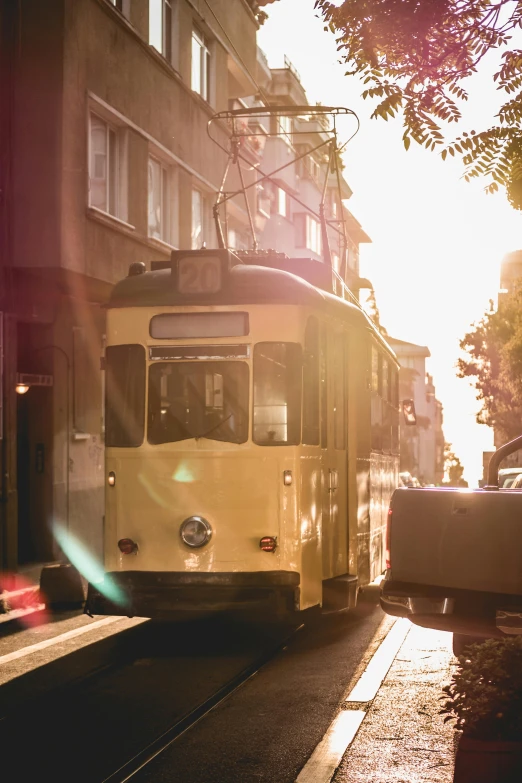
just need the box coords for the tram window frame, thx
[320,325,328,449]
[333,332,346,450]
[371,345,379,393]
[370,342,383,452]
[105,344,146,447]
[302,317,320,446]
[148,360,249,445]
[253,342,302,446]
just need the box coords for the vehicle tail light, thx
[118,538,138,555]
[260,536,277,552]
[385,507,392,571]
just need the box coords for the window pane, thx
[148,361,248,444]
[382,358,389,401]
[164,0,172,61]
[192,189,203,248]
[192,31,202,94]
[302,317,319,445]
[203,43,210,101]
[371,345,379,391]
[253,343,301,446]
[90,115,107,212]
[105,345,146,447]
[320,326,327,448]
[149,0,163,52]
[334,333,345,450]
[162,167,169,241]
[148,158,162,239]
[108,128,117,216]
[277,187,287,217]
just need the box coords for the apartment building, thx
[0,0,372,581]
[253,56,372,295]
[0,0,268,574]
[388,337,445,485]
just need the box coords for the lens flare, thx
[52,522,127,606]
[172,463,195,483]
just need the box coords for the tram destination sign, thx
[170,250,242,296]
[178,254,222,294]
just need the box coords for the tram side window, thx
[370,344,382,451]
[253,343,301,445]
[391,365,400,453]
[105,344,146,447]
[382,357,391,452]
[302,317,319,445]
[333,332,346,450]
[320,326,328,448]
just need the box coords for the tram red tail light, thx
[260,536,277,552]
[385,507,392,571]
[118,538,138,555]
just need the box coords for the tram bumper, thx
[85,570,300,619]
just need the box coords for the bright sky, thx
[258,0,522,487]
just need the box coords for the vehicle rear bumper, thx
[85,570,301,619]
[380,578,522,639]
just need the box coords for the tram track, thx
[1,615,301,783]
[101,622,302,783]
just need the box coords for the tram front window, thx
[148,362,248,444]
[253,343,301,445]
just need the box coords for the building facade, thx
[0,0,269,574]
[0,0,371,580]
[388,337,445,485]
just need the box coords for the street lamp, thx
[15,382,30,395]
[16,344,71,531]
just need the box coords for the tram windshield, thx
[148,361,249,444]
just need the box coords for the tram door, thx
[321,327,348,579]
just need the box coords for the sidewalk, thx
[336,623,458,782]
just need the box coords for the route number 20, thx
[178,256,221,294]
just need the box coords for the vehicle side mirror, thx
[401,398,417,425]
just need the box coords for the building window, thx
[149,0,172,61]
[192,189,207,249]
[148,157,171,242]
[276,186,288,217]
[295,213,321,255]
[109,0,130,16]
[276,115,292,142]
[192,28,210,102]
[89,113,123,218]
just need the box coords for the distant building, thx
[387,337,445,485]
[251,54,372,298]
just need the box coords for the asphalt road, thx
[2,594,388,783]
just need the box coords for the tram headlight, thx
[180,516,212,548]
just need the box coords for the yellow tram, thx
[86,248,401,619]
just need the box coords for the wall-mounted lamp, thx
[15,382,30,395]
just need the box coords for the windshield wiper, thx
[195,412,233,441]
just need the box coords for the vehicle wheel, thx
[452,633,487,657]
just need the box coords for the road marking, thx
[295,618,410,783]
[0,604,46,625]
[346,618,409,702]
[0,616,147,667]
[296,710,366,783]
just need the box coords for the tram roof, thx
[108,250,395,358]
